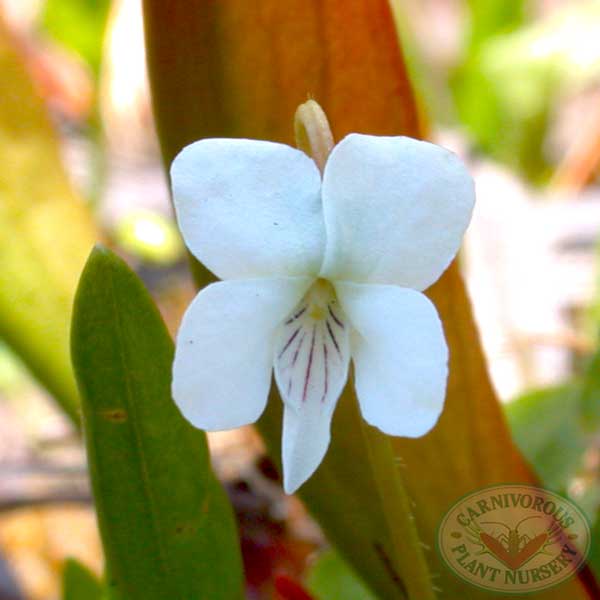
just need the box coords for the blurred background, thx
[1,0,600,598]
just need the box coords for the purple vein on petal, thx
[285,305,307,325]
[302,325,317,403]
[328,304,345,329]
[326,320,341,356]
[278,326,301,358]
[291,331,306,367]
[321,341,329,403]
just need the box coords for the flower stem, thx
[360,421,438,600]
[294,99,334,173]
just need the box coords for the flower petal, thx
[172,277,313,431]
[171,138,325,280]
[274,280,351,493]
[281,402,336,494]
[336,282,448,437]
[320,134,475,291]
[273,280,351,411]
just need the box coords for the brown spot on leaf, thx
[100,408,128,423]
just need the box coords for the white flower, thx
[170,134,475,493]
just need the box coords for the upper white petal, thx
[320,134,475,291]
[171,138,325,280]
[172,277,313,431]
[336,282,448,437]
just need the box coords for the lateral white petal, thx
[337,282,448,437]
[321,134,475,291]
[172,277,313,431]
[171,138,325,280]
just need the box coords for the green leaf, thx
[0,14,99,422]
[506,335,600,492]
[71,246,244,600]
[306,550,377,600]
[452,0,547,180]
[42,0,112,73]
[505,384,586,491]
[453,2,600,182]
[505,354,600,586]
[587,510,600,583]
[464,0,526,50]
[579,351,600,432]
[62,559,103,600]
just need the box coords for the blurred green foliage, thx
[0,14,99,422]
[506,383,586,492]
[453,1,600,182]
[42,0,112,73]
[506,349,600,579]
[62,559,103,600]
[464,0,526,48]
[115,210,184,265]
[306,550,377,600]
[589,516,600,582]
[0,343,32,394]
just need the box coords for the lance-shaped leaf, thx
[142,1,598,598]
[71,246,244,600]
[0,14,98,421]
